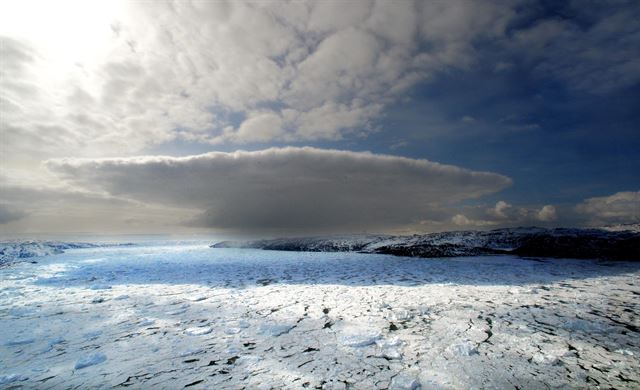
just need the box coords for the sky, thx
[0,0,639,236]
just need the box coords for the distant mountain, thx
[211,227,640,260]
[599,223,640,233]
[0,241,135,266]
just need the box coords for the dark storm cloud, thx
[46,147,512,232]
[0,204,26,224]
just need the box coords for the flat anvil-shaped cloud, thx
[47,147,512,232]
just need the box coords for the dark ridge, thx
[211,227,640,261]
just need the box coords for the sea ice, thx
[89,284,112,290]
[258,323,295,337]
[179,348,204,357]
[339,328,382,347]
[166,308,188,315]
[185,326,212,336]
[5,337,35,346]
[237,355,263,367]
[0,374,29,385]
[1,242,638,389]
[83,331,103,340]
[390,309,412,322]
[186,295,208,302]
[532,353,560,365]
[138,318,155,327]
[377,337,404,359]
[448,341,478,356]
[565,318,608,333]
[75,353,107,369]
[390,373,421,390]
[49,337,64,345]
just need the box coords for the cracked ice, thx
[0,244,639,389]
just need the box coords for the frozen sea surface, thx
[0,244,639,389]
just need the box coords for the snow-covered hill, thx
[0,241,134,266]
[600,223,640,233]
[212,227,640,260]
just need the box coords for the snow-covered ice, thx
[0,374,29,385]
[74,353,107,370]
[185,326,212,336]
[0,243,638,388]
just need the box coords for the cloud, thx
[0,204,26,224]
[576,191,640,225]
[0,0,526,167]
[451,214,496,227]
[536,205,557,222]
[488,200,512,219]
[1,1,637,235]
[0,178,196,234]
[512,4,640,93]
[227,112,284,143]
[455,200,561,227]
[46,147,512,233]
[2,0,636,174]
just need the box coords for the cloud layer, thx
[3,0,637,166]
[46,147,512,233]
[1,1,637,235]
[576,191,640,225]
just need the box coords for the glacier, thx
[0,241,638,388]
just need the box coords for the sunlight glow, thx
[0,0,125,79]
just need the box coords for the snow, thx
[212,226,640,260]
[532,353,560,365]
[0,242,638,388]
[5,337,35,347]
[376,337,404,359]
[448,341,479,357]
[338,326,383,347]
[390,373,421,390]
[185,326,213,336]
[138,318,155,327]
[0,241,133,266]
[74,353,107,369]
[0,374,29,385]
[259,323,295,337]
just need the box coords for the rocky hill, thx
[211,227,640,260]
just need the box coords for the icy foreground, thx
[1,244,639,389]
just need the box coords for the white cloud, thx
[451,214,495,227]
[1,0,636,164]
[45,147,512,233]
[1,1,636,235]
[576,191,640,224]
[227,112,284,143]
[536,205,557,222]
[307,1,370,33]
[0,0,524,176]
[489,200,512,219]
